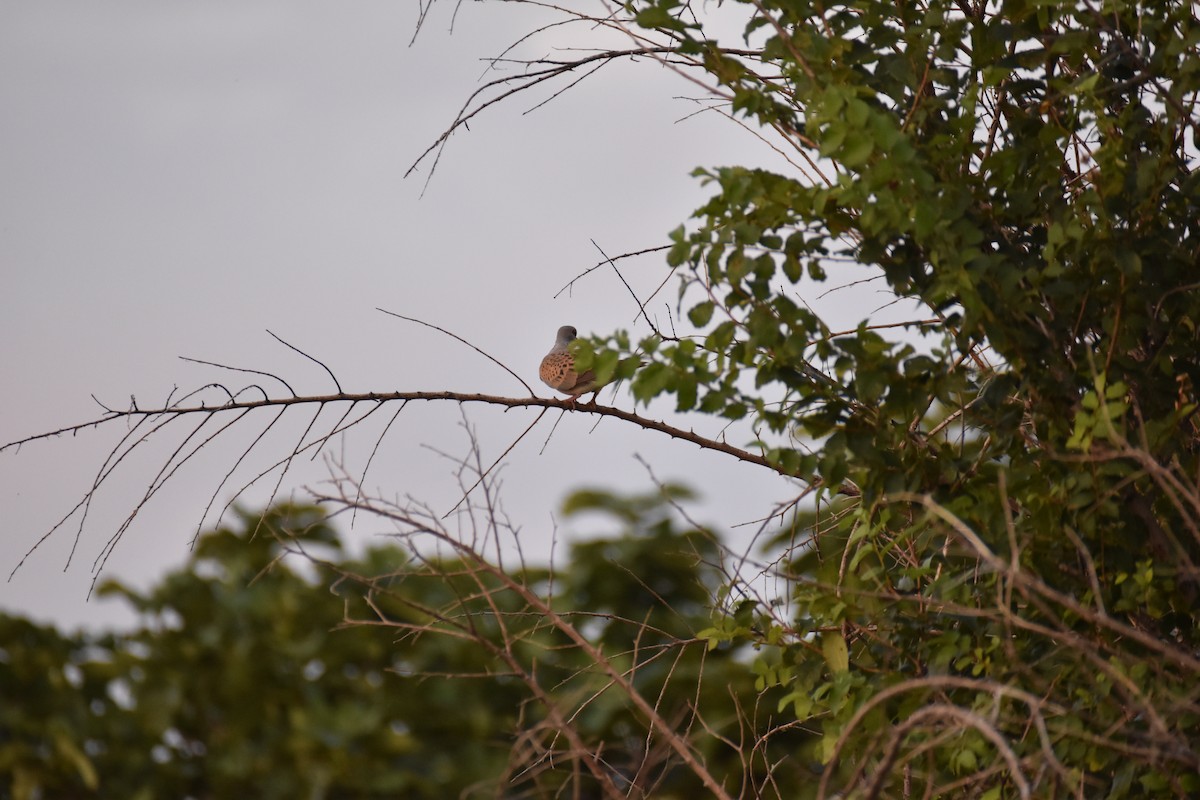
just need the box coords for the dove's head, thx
[555,325,578,346]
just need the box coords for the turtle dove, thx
[539,325,599,404]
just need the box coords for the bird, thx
[539,325,599,406]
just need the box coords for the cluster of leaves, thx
[2,500,815,799]
[2,506,517,799]
[569,0,1200,796]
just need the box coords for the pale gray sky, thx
[1,1,909,630]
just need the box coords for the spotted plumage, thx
[539,325,598,401]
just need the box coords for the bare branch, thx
[7,390,859,496]
[377,309,535,395]
[267,329,343,395]
[180,355,298,398]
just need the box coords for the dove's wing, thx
[540,350,596,396]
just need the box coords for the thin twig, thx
[377,309,535,395]
[267,330,343,394]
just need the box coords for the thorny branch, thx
[3,391,859,493]
[4,386,861,573]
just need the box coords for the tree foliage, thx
[572,0,1200,796]
[2,506,505,798]
[2,501,772,799]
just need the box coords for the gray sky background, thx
[1,2,914,631]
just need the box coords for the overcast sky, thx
[1,2,914,631]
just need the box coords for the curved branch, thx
[378,309,535,395]
[6,390,861,497]
[267,330,343,394]
[179,356,298,398]
[863,704,1031,800]
[819,674,1073,799]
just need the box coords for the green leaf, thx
[840,131,876,167]
[632,362,673,403]
[821,631,849,673]
[593,349,620,384]
[53,730,98,790]
[688,301,715,327]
